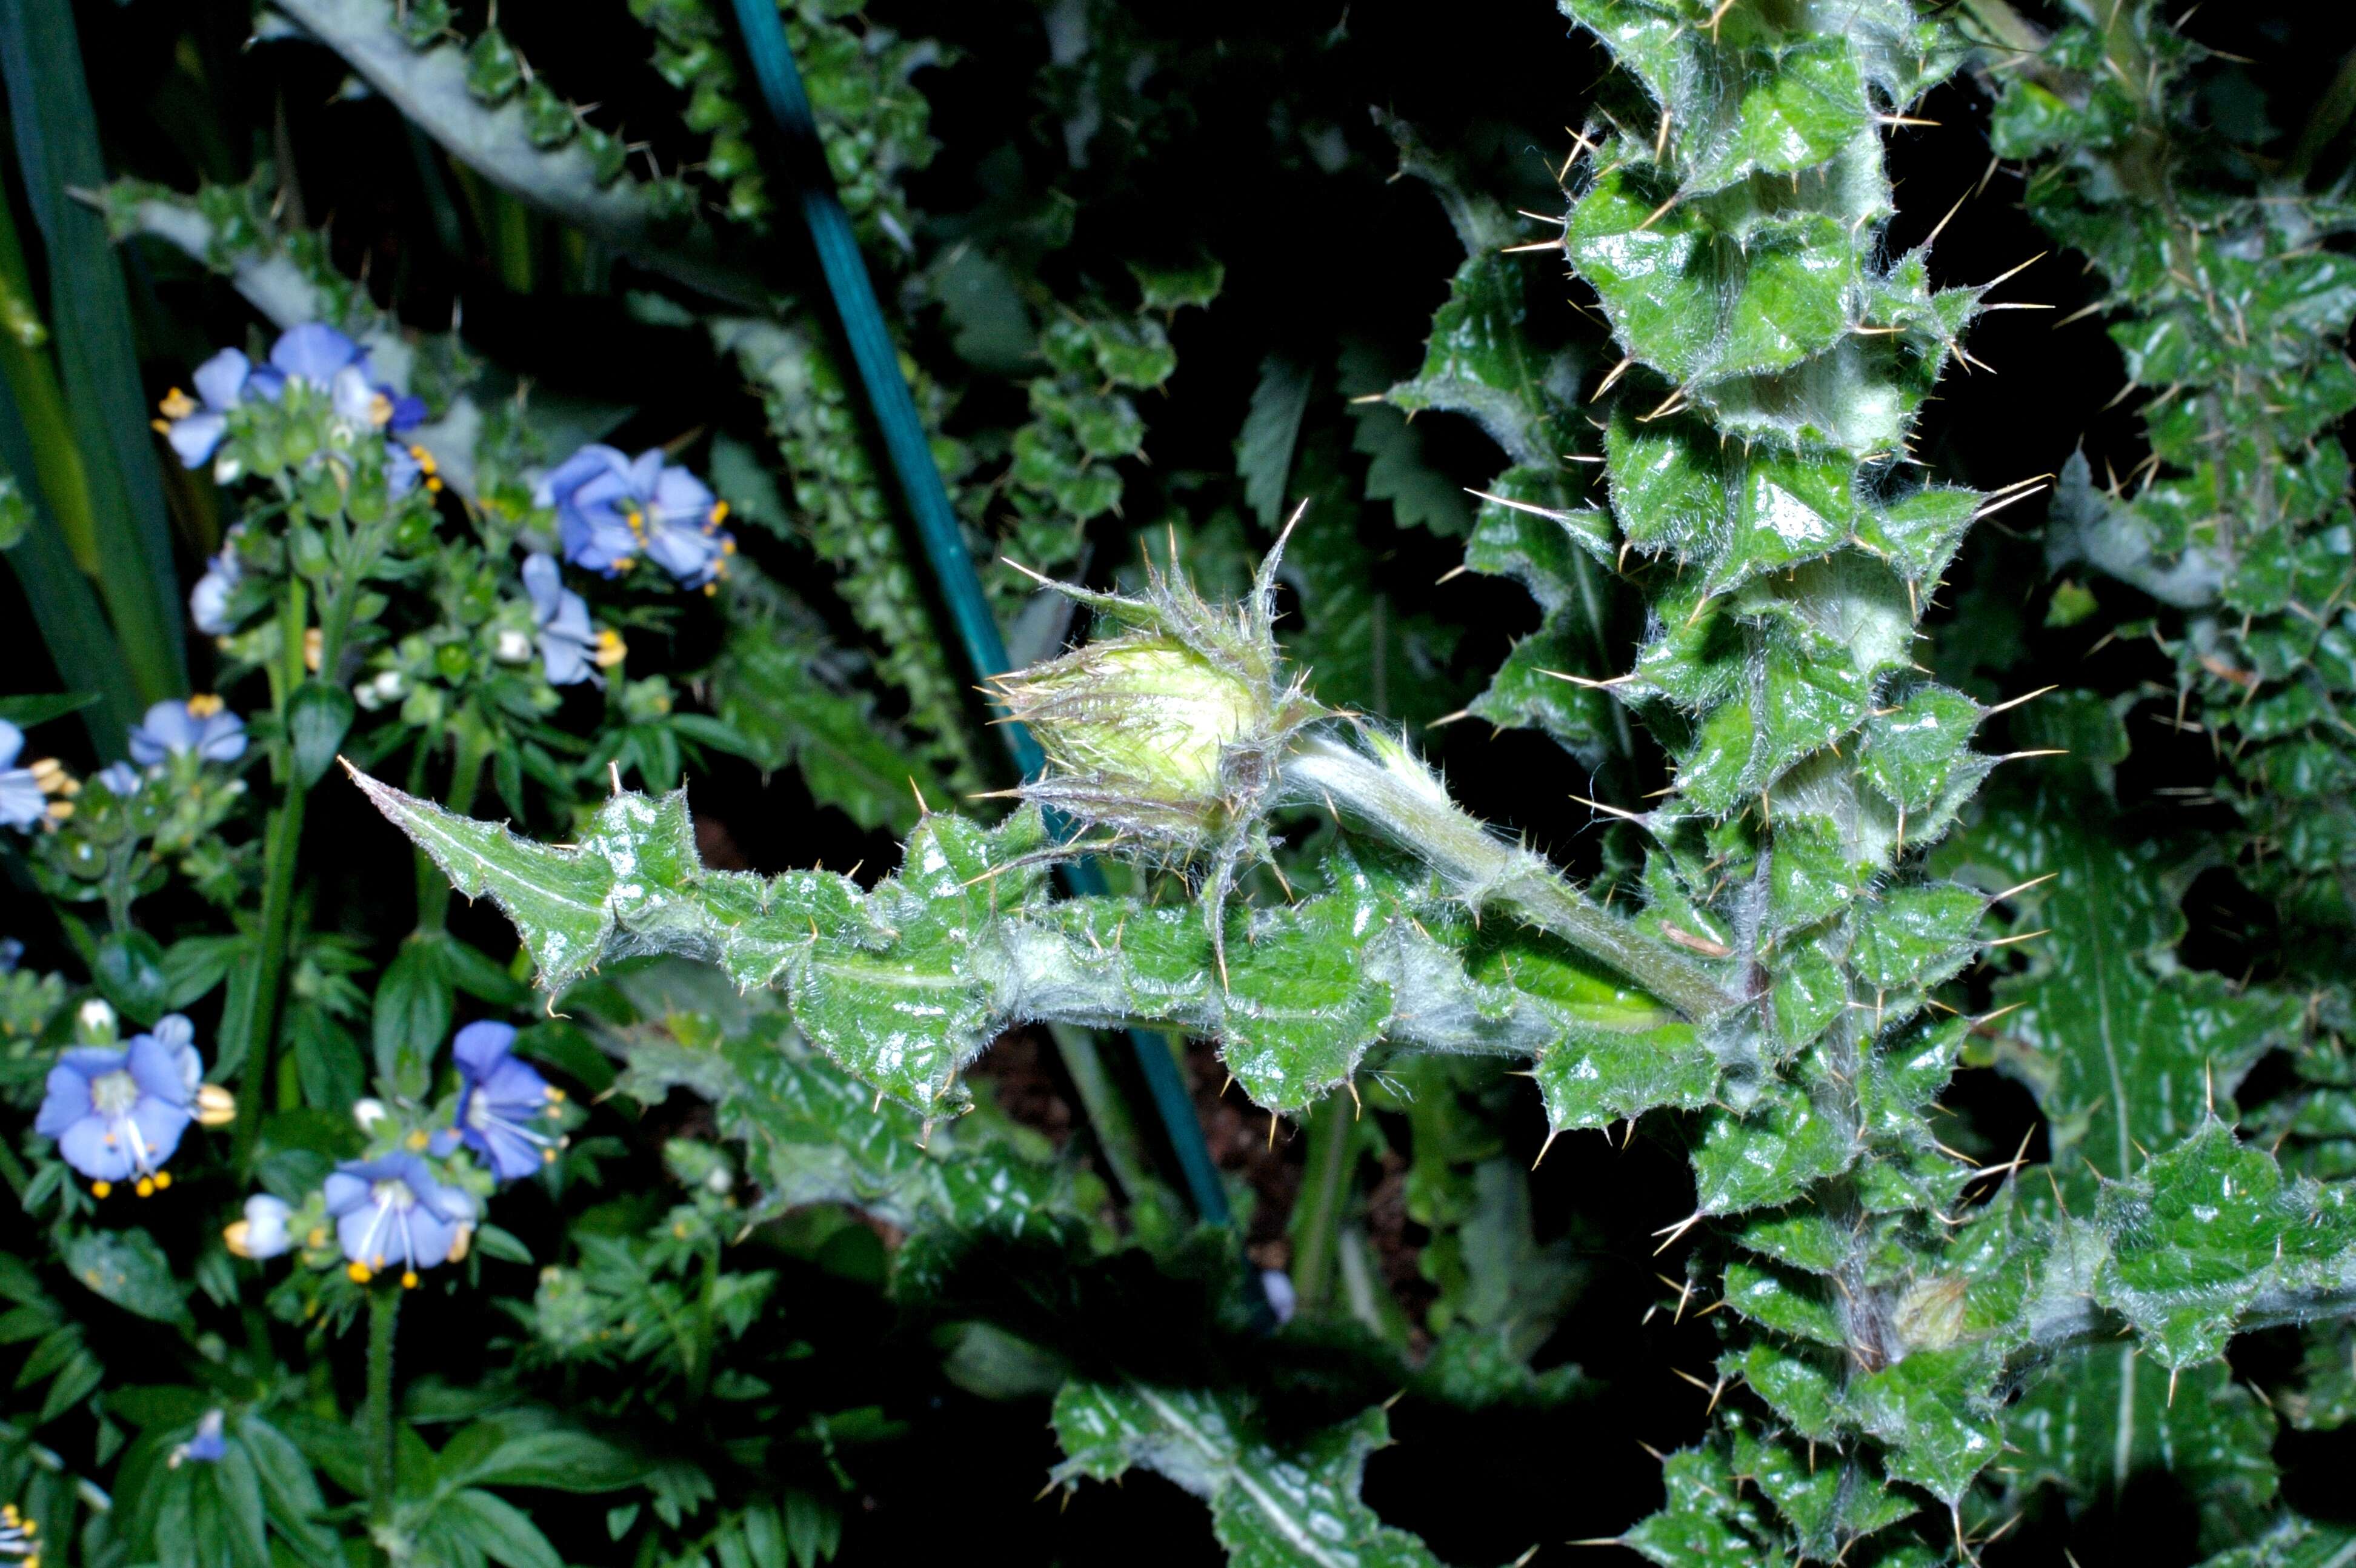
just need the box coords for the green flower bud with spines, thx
[993,533,1324,972]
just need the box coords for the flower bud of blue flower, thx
[225,1194,294,1260]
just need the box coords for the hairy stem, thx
[365,1285,399,1562]
[1281,732,1731,1021]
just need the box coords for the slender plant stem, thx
[230,578,314,1156]
[1282,732,1732,1022]
[366,1286,399,1562]
[415,724,487,931]
[1290,1090,1355,1312]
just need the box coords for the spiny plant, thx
[351,6,2356,1564]
[10,0,2356,1561]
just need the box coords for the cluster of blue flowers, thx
[0,698,247,837]
[35,1012,235,1198]
[155,323,427,487]
[222,1021,565,1287]
[538,444,735,591]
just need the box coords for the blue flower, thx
[154,347,258,468]
[225,1192,294,1260]
[170,1409,227,1467]
[449,1022,564,1181]
[521,554,623,687]
[324,1152,476,1283]
[536,444,735,589]
[35,1014,205,1194]
[93,762,142,799]
[189,533,244,637]
[0,722,44,832]
[127,697,247,767]
[266,324,425,430]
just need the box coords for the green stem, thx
[1289,1090,1354,1312]
[416,725,487,931]
[1043,1022,1182,1217]
[1282,732,1732,1022]
[365,1286,399,1562]
[230,578,313,1155]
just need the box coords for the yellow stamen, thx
[593,629,628,668]
[153,1171,170,1191]
[710,500,729,524]
[92,1181,111,1199]
[158,388,197,420]
[224,1220,253,1257]
[347,1261,371,1284]
[44,800,72,824]
[404,1128,429,1151]
[196,1084,236,1127]
[307,1226,327,1249]
[135,1178,155,1198]
[401,1270,419,1289]
[186,694,225,719]
[448,1225,472,1263]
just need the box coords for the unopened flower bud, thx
[353,1097,388,1130]
[991,539,1320,859]
[225,1193,293,1260]
[76,998,118,1043]
[494,628,533,665]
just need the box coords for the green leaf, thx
[1457,473,1620,763]
[63,1228,191,1325]
[438,1488,564,1568]
[273,0,758,306]
[2004,1351,2277,1550]
[0,690,95,726]
[1236,355,1313,527]
[0,0,185,703]
[285,682,355,789]
[1051,1381,1443,1568]
[1948,789,2302,1205]
[438,1425,648,1494]
[2094,1122,2356,1369]
[371,938,453,1100]
[93,928,171,1026]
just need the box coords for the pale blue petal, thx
[0,771,41,831]
[59,1117,133,1182]
[167,411,229,469]
[270,324,362,387]
[521,554,564,622]
[452,1021,518,1078]
[191,348,251,411]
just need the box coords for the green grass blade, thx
[0,391,136,755]
[0,0,185,702]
